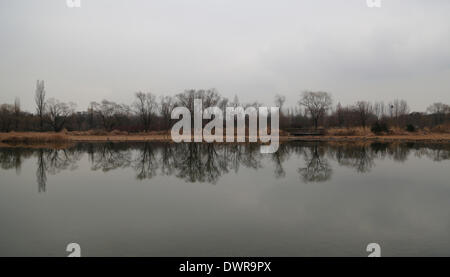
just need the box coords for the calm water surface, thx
[0,142,449,256]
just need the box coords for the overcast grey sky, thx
[0,0,449,112]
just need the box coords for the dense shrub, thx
[406,124,416,132]
[371,121,389,134]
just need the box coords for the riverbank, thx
[287,134,450,143]
[1,131,450,147]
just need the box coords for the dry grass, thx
[0,128,449,147]
[326,127,372,136]
[0,132,74,148]
[389,127,409,135]
[325,125,450,137]
[70,130,109,136]
[431,123,450,133]
[0,132,70,143]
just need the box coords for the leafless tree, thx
[389,99,409,126]
[427,102,450,114]
[92,100,129,131]
[427,102,450,125]
[133,92,157,132]
[46,98,76,131]
[230,94,240,107]
[299,91,332,129]
[274,94,286,112]
[202,89,223,108]
[175,89,228,126]
[87,102,96,129]
[373,101,385,120]
[355,101,373,128]
[35,80,46,130]
[335,102,345,127]
[274,94,287,128]
[176,89,224,110]
[13,97,21,130]
[0,104,14,132]
[274,95,286,107]
[160,95,175,130]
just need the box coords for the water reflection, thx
[329,144,375,173]
[35,148,82,192]
[0,142,449,192]
[0,148,32,174]
[298,145,333,182]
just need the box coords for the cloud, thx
[0,0,449,111]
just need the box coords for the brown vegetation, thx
[325,125,450,137]
[0,132,69,143]
[0,132,74,148]
[1,128,449,148]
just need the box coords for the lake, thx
[0,142,449,256]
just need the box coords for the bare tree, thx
[0,104,14,132]
[335,102,345,127]
[133,92,157,132]
[175,89,227,126]
[92,100,129,131]
[373,101,385,120]
[389,99,409,126]
[46,98,76,132]
[13,97,21,130]
[274,94,286,114]
[175,89,196,111]
[176,89,223,111]
[355,101,373,128]
[274,94,287,128]
[87,102,96,130]
[427,102,450,114]
[299,91,332,129]
[201,88,222,108]
[35,80,46,130]
[160,95,175,130]
[230,94,240,107]
[427,102,450,125]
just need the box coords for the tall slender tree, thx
[35,80,46,130]
[13,97,21,130]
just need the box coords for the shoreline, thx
[286,134,450,143]
[1,132,450,148]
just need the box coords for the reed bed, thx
[0,132,70,144]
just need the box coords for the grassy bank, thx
[0,128,449,147]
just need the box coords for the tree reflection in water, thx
[329,144,375,173]
[0,142,449,192]
[35,148,82,192]
[270,143,290,178]
[297,144,332,183]
[89,143,132,172]
[133,143,158,180]
[36,149,47,193]
[0,148,32,174]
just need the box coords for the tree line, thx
[0,80,449,133]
